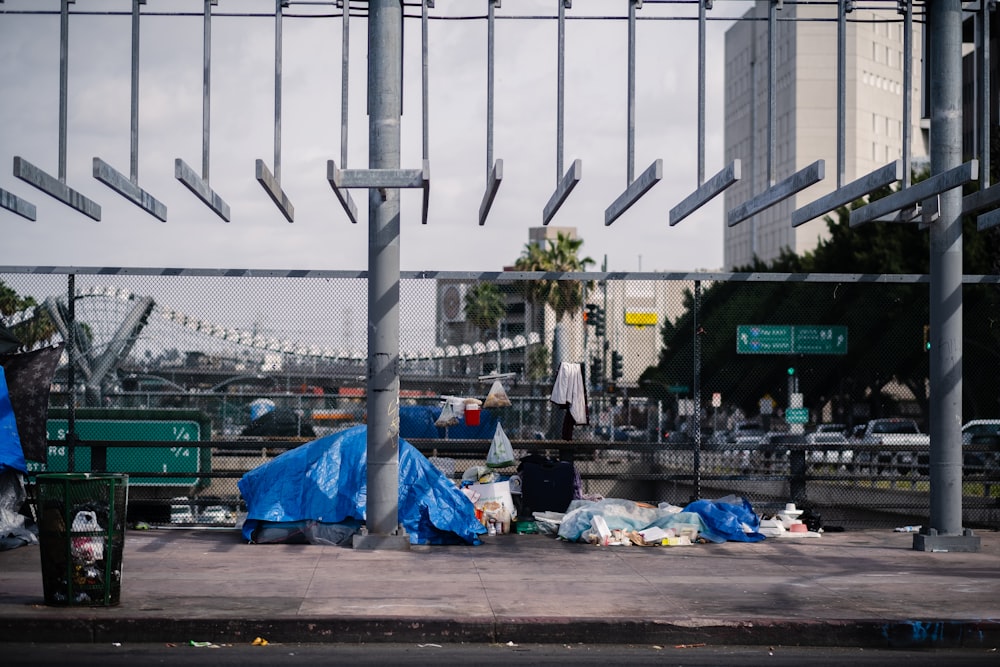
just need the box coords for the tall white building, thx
[723,2,929,270]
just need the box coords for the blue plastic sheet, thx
[238,426,486,546]
[681,497,766,543]
[0,367,25,475]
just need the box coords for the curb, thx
[2,616,999,649]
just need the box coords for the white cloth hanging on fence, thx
[550,361,587,426]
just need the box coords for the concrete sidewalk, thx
[0,527,998,649]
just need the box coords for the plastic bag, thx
[486,422,515,468]
[482,380,511,408]
[435,401,459,427]
[70,510,104,563]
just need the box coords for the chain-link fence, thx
[2,268,998,530]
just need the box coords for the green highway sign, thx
[785,407,809,424]
[31,420,203,486]
[737,325,848,355]
[736,325,793,354]
[793,325,848,354]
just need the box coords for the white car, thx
[805,431,853,466]
[962,420,1000,471]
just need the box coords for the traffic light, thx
[923,324,930,351]
[611,350,623,380]
[787,366,795,376]
[584,303,598,324]
[594,307,605,337]
[590,355,603,382]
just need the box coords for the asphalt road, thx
[2,642,999,667]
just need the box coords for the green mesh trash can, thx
[35,473,128,606]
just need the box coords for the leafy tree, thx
[0,279,57,351]
[640,173,1000,426]
[463,282,506,339]
[513,232,594,373]
[513,232,595,323]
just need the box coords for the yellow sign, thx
[624,312,657,327]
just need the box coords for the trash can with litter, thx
[35,473,128,606]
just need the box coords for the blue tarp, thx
[238,425,487,546]
[0,367,25,475]
[681,497,766,543]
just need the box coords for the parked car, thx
[729,421,765,443]
[806,430,853,467]
[756,432,804,470]
[958,420,998,473]
[854,417,928,475]
[914,420,1000,476]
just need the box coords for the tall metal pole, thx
[979,2,992,187]
[692,280,702,502]
[130,0,141,182]
[919,0,976,552]
[357,0,408,550]
[627,0,636,184]
[902,0,913,188]
[837,1,846,188]
[202,0,212,180]
[58,0,70,181]
[697,0,706,184]
[767,0,777,187]
[557,0,565,181]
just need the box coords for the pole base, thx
[352,525,411,551]
[912,528,981,553]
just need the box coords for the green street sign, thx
[737,325,848,355]
[31,420,203,486]
[785,407,809,424]
[736,325,793,354]
[668,385,690,394]
[793,325,848,354]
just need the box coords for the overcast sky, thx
[0,0,752,274]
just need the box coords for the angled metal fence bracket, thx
[326,160,358,224]
[849,159,978,227]
[543,159,581,225]
[94,0,167,223]
[175,158,231,222]
[256,0,294,223]
[176,0,230,223]
[727,159,824,227]
[605,159,662,226]
[791,160,901,227]
[420,159,430,225]
[0,186,37,221]
[255,159,294,223]
[479,159,503,226]
[978,207,1000,230]
[327,160,431,225]
[94,158,167,222]
[921,181,1000,230]
[669,159,740,226]
[14,157,101,221]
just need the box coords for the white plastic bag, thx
[435,401,459,427]
[482,380,511,408]
[70,510,103,563]
[486,422,515,468]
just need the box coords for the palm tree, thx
[463,282,506,338]
[463,282,506,374]
[514,232,594,374]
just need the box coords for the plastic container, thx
[35,473,128,606]
[464,403,480,426]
